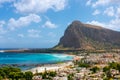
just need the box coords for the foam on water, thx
[52,54,68,58]
[0,50,4,53]
[0,53,73,64]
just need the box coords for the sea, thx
[0,51,73,70]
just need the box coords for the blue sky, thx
[0,0,120,48]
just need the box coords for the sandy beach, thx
[24,61,74,74]
[23,54,78,74]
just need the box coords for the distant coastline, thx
[0,48,83,53]
[1,48,120,53]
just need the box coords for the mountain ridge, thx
[55,20,120,50]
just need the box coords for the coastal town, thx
[1,52,120,80]
[30,52,120,80]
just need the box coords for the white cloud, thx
[110,19,120,30]
[0,21,7,34]
[86,0,92,6]
[92,9,100,15]
[91,0,120,7]
[0,0,14,6]
[43,21,57,28]
[8,14,41,30]
[104,7,114,17]
[0,28,6,34]
[28,29,40,33]
[28,29,41,38]
[86,0,120,31]
[87,20,106,28]
[116,7,120,18]
[0,0,12,3]
[0,20,5,27]
[92,0,109,7]
[18,34,24,38]
[14,0,67,13]
[87,19,120,31]
[106,18,120,31]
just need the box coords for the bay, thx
[0,52,73,70]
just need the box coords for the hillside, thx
[55,20,120,50]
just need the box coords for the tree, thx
[0,75,3,80]
[0,69,6,78]
[103,66,110,73]
[14,72,24,80]
[68,73,74,80]
[9,72,15,80]
[18,72,24,79]
[2,66,21,78]
[48,71,57,77]
[78,62,90,68]
[90,66,100,73]
[42,72,48,79]
[109,62,117,69]
[9,72,24,80]
[103,66,112,79]
[24,71,33,80]
[106,71,112,79]
[117,64,120,72]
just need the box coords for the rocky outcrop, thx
[55,20,120,50]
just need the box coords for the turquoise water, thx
[0,53,73,65]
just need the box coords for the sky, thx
[0,0,120,48]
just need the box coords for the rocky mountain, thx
[55,20,120,50]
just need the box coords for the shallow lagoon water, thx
[0,52,73,65]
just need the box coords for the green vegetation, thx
[68,73,74,80]
[103,66,110,73]
[77,62,90,68]
[108,62,120,71]
[24,71,33,80]
[103,62,120,79]
[35,70,57,80]
[0,66,33,80]
[90,66,100,73]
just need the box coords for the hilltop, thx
[55,20,120,50]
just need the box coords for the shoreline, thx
[23,61,74,74]
[23,54,76,74]
[0,53,76,72]
[0,60,73,68]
